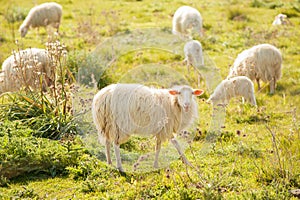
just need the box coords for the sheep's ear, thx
[193,89,204,96]
[169,90,179,95]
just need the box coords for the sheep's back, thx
[26,3,62,27]
[253,44,282,82]
[112,84,169,137]
[1,48,53,92]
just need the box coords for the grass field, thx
[0,0,300,199]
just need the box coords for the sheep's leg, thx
[256,78,261,90]
[55,22,60,33]
[114,143,124,172]
[269,78,276,94]
[105,140,112,165]
[170,138,191,166]
[154,139,161,168]
[241,97,245,104]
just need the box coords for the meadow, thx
[0,0,300,199]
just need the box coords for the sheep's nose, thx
[183,103,190,111]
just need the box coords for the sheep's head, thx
[169,86,204,112]
[277,14,287,21]
[19,25,28,38]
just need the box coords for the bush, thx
[0,121,87,180]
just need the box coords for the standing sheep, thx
[0,48,54,93]
[92,83,204,172]
[19,2,62,37]
[172,6,203,38]
[184,40,203,86]
[184,40,204,68]
[228,44,282,94]
[207,76,257,106]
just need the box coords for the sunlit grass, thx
[0,0,299,199]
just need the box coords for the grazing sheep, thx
[228,44,282,94]
[207,76,257,106]
[172,6,203,38]
[272,14,290,25]
[92,83,204,172]
[19,2,62,37]
[0,48,54,93]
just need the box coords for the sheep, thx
[272,14,290,25]
[19,2,62,37]
[0,48,54,93]
[172,6,203,38]
[184,40,204,68]
[207,76,257,106]
[184,40,203,86]
[227,44,282,94]
[92,83,204,172]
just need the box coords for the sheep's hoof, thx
[117,166,125,172]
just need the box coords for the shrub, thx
[0,37,77,139]
[0,121,86,180]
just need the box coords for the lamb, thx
[172,6,203,38]
[227,44,282,94]
[0,48,54,93]
[184,40,203,86]
[207,76,257,106]
[92,83,204,172]
[19,2,62,37]
[184,40,204,68]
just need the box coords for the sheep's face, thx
[278,14,287,21]
[169,86,204,112]
[20,27,28,38]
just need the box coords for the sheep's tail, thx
[92,87,114,145]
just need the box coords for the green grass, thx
[0,0,300,199]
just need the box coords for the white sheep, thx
[272,14,290,25]
[92,83,204,172]
[228,44,282,94]
[19,2,62,37]
[172,6,203,38]
[0,48,54,93]
[207,76,257,106]
[184,40,204,68]
[184,40,203,86]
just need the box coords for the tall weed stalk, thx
[0,36,77,139]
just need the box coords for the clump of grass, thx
[228,8,249,21]
[0,36,77,139]
[0,120,86,180]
